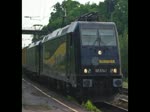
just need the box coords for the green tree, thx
[111,0,128,34]
[119,30,128,77]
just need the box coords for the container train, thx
[22,21,122,102]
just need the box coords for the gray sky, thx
[22,0,104,48]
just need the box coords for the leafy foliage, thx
[111,0,128,34]
[82,100,101,112]
[119,30,128,77]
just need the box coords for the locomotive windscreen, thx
[81,27,116,46]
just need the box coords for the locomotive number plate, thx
[99,60,115,64]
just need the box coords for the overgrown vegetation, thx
[33,0,128,78]
[123,81,128,88]
[123,76,128,82]
[82,100,102,112]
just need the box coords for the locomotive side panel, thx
[26,47,36,72]
[42,35,68,81]
[26,45,40,74]
[66,33,77,87]
[22,47,27,66]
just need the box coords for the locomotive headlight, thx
[98,50,102,55]
[113,68,117,73]
[110,68,117,73]
[84,68,88,73]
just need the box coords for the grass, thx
[123,77,128,82]
[123,81,128,88]
[82,100,102,112]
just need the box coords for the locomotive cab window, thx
[99,28,116,46]
[80,29,98,46]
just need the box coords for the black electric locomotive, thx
[22,20,122,102]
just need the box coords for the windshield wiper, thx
[92,30,101,47]
[97,30,101,47]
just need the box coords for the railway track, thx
[119,98,128,103]
[94,101,128,112]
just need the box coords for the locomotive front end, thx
[76,22,122,101]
